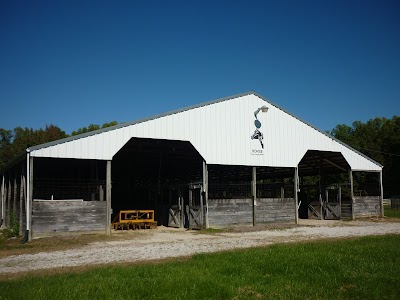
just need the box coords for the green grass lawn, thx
[1,235,399,300]
[384,205,400,218]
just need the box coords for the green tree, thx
[101,121,118,128]
[330,116,400,197]
[0,128,13,171]
[0,125,67,173]
[330,124,354,145]
[71,124,100,136]
[71,121,118,136]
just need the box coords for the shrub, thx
[3,210,20,238]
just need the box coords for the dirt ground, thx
[1,218,400,277]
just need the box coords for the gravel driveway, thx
[1,220,400,275]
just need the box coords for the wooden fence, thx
[32,200,106,236]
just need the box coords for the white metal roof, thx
[29,92,382,172]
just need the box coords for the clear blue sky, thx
[1,0,399,135]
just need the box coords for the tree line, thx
[0,116,399,196]
[328,116,400,197]
[0,121,118,171]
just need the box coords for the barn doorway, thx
[111,137,204,227]
[298,150,351,220]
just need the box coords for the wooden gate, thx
[308,201,322,219]
[308,187,342,220]
[308,194,323,219]
[325,203,341,219]
[324,186,341,220]
[168,185,204,229]
[168,196,183,228]
[187,184,204,229]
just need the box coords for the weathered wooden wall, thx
[208,197,295,227]
[208,198,253,227]
[32,200,106,236]
[256,198,295,223]
[353,196,380,217]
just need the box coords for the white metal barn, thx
[0,92,383,240]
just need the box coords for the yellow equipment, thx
[112,210,157,230]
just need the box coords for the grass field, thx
[0,235,399,300]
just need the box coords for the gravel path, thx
[1,220,400,274]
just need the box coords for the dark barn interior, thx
[297,150,380,220]
[297,150,352,219]
[33,158,107,201]
[208,165,295,200]
[111,137,204,226]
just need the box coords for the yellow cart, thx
[112,210,157,230]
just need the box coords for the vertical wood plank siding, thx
[353,196,381,217]
[208,199,253,226]
[32,200,106,236]
[208,197,295,227]
[256,198,295,223]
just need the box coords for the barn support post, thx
[294,167,299,225]
[28,155,34,241]
[349,170,355,220]
[252,167,256,226]
[319,163,323,220]
[25,154,30,238]
[203,161,209,229]
[106,160,112,235]
[19,173,25,236]
[379,170,384,217]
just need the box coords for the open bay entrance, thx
[298,150,351,220]
[112,138,204,228]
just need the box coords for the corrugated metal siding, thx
[30,94,381,171]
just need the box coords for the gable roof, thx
[27,91,382,170]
